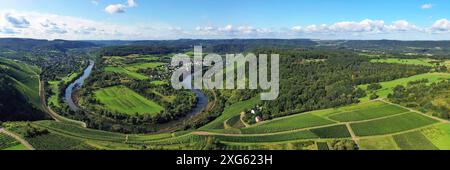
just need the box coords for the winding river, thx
[64,61,208,123]
[65,60,94,111]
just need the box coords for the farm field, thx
[241,114,336,134]
[358,73,450,102]
[370,58,437,67]
[94,86,164,115]
[393,131,438,150]
[350,112,438,136]
[2,98,449,150]
[329,104,409,122]
[124,62,165,72]
[421,124,450,150]
[358,136,399,150]
[0,133,27,150]
[105,66,149,80]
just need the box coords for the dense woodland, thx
[252,49,430,120]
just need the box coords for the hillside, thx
[0,58,48,121]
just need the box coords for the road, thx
[0,128,35,150]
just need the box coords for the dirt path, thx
[345,123,359,145]
[39,79,87,128]
[0,128,35,150]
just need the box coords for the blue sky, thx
[1,0,450,40]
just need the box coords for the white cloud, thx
[431,19,450,32]
[421,4,433,9]
[291,26,302,32]
[105,0,138,14]
[387,20,421,32]
[1,10,450,40]
[105,4,126,14]
[0,10,181,40]
[127,0,137,7]
[290,19,424,36]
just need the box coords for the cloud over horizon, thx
[1,10,450,40]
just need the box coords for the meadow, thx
[94,86,164,115]
[358,73,450,102]
[105,66,149,80]
[370,58,437,67]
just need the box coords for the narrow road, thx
[0,128,35,150]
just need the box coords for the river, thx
[64,61,208,123]
[65,60,94,111]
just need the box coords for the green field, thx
[421,124,450,150]
[241,114,336,134]
[210,130,319,143]
[94,86,164,115]
[358,73,450,102]
[124,62,165,72]
[329,104,409,122]
[393,131,438,150]
[359,136,399,150]
[105,66,149,80]
[309,125,351,138]
[370,58,437,67]
[351,112,438,136]
[0,133,27,150]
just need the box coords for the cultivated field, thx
[3,98,448,150]
[94,86,164,115]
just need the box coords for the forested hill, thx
[0,38,96,52]
[89,39,319,53]
[0,58,49,121]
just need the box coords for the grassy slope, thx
[200,96,261,130]
[0,58,42,109]
[94,86,164,115]
[358,73,450,102]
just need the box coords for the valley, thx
[1,39,450,150]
